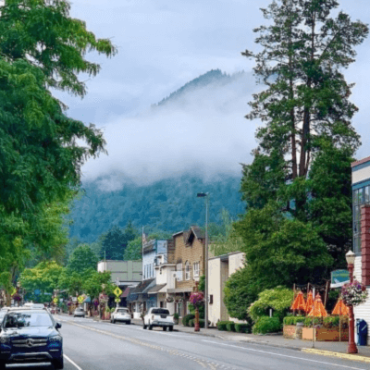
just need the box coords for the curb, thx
[302,348,370,363]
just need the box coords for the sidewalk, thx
[131,319,370,361]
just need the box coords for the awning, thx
[167,287,193,293]
[127,279,155,302]
[147,284,167,295]
[121,287,130,298]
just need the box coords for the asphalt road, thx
[16,315,370,370]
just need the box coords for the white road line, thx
[202,340,367,370]
[64,354,83,370]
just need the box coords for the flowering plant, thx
[67,301,72,307]
[93,298,99,307]
[166,296,174,303]
[12,293,21,302]
[341,280,368,306]
[189,292,204,308]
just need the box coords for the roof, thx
[191,225,204,240]
[184,225,204,245]
[121,287,131,298]
[352,156,370,168]
[147,284,167,295]
[129,279,155,294]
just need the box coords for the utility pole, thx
[197,193,209,329]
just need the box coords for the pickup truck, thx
[143,308,174,331]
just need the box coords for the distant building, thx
[97,260,142,286]
[208,252,245,326]
[352,156,370,337]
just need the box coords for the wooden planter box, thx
[283,325,296,339]
[302,327,349,341]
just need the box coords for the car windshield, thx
[117,309,128,314]
[152,309,170,315]
[4,312,53,328]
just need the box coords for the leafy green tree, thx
[124,237,142,261]
[0,0,115,287]
[100,223,138,260]
[19,261,64,295]
[67,245,99,274]
[83,270,114,300]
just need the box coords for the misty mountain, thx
[69,174,245,243]
[71,69,252,242]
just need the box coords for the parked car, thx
[111,308,131,324]
[0,311,6,325]
[143,308,174,331]
[0,308,63,369]
[73,307,85,318]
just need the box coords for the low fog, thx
[82,71,260,191]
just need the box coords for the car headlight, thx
[0,336,10,344]
[49,335,62,343]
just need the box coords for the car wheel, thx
[149,324,153,330]
[112,319,115,324]
[0,360,6,370]
[169,326,173,332]
[53,356,64,369]
[143,323,147,329]
[162,326,166,331]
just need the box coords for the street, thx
[49,315,370,370]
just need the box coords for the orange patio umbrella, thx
[290,291,306,311]
[305,291,314,313]
[308,294,328,317]
[332,298,349,316]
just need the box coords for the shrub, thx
[323,316,340,329]
[226,322,236,332]
[199,319,205,328]
[283,316,305,326]
[235,323,250,333]
[249,287,294,322]
[173,313,179,321]
[252,317,281,334]
[182,314,195,327]
[217,321,233,331]
[188,319,195,327]
[303,317,321,328]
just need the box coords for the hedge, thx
[283,316,305,326]
[252,317,281,334]
[182,314,195,327]
[235,323,250,333]
[226,322,235,332]
[217,321,234,331]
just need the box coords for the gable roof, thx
[184,225,204,245]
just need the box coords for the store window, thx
[193,262,200,279]
[353,186,370,255]
[185,261,190,280]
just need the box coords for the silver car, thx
[73,307,85,318]
[111,308,131,324]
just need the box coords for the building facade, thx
[167,226,206,317]
[208,252,245,326]
[352,156,370,338]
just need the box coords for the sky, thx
[57,0,370,188]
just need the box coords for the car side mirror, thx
[55,322,62,329]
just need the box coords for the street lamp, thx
[197,192,209,329]
[346,250,358,354]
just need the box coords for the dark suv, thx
[0,309,63,369]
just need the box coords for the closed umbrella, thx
[332,298,349,316]
[290,291,306,311]
[305,291,314,313]
[308,294,328,317]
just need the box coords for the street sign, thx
[34,289,40,296]
[78,296,85,304]
[113,287,122,297]
[53,297,59,304]
[114,298,120,303]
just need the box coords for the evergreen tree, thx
[225,0,368,319]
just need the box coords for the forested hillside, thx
[69,174,244,243]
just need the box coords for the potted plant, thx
[173,313,179,325]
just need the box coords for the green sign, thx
[331,270,349,285]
